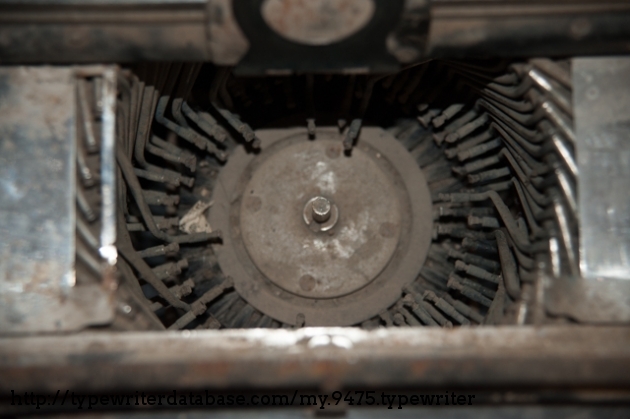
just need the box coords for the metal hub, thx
[311,197,331,223]
[239,136,402,299]
[211,127,433,326]
[303,196,339,231]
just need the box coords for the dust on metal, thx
[211,127,433,326]
[261,0,376,46]
[239,136,402,299]
[0,66,115,334]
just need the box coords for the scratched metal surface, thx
[0,66,116,333]
[573,57,630,281]
[0,67,77,332]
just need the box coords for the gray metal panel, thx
[0,67,77,331]
[573,57,630,280]
[0,66,115,333]
[0,1,209,63]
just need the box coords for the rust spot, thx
[299,274,316,291]
[326,144,341,159]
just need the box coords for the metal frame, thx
[1,326,629,393]
[2,0,630,70]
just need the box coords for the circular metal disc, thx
[210,127,433,326]
[261,0,376,46]
[240,138,402,299]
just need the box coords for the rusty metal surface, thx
[0,0,210,63]
[0,66,115,333]
[261,0,376,46]
[1,1,630,67]
[428,1,630,58]
[239,133,403,299]
[0,67,77,331]
[0,326,629,392]
[211,127,432,326]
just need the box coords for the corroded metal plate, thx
[0,66,116,333]
[211,127,432,326]
[239,138,402,299]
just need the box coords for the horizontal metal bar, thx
[1,326,629,392]
[431,0,630,18]
[0,10,205,24]
[1,0,629,64]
